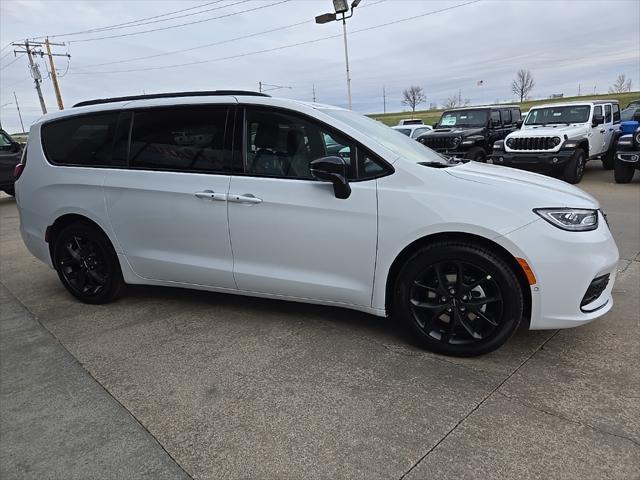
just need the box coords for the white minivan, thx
[14,91,619,356]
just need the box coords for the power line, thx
[0,54,24,70]
[78,0,386,69]
[70,0,291,43]
[70,0,480,75]
[29,1,225,39]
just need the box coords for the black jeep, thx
[614,126,640,183]
[416,106,521,162]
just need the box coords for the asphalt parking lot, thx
[1,164,638,480]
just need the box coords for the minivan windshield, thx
[321,108,448,165]
[525,105,591,125]
[437,109,489,128]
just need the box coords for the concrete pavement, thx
[0,163,638,479]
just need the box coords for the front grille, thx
[580,274,610,309]
[422,136,457,150]
[510,137,556,151]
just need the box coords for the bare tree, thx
[511,69,535,102]
[609,74,632,94]
[443,93,471,109]
[401,86,426,116]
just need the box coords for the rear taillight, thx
[13,163,25,180]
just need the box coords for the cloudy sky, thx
[1,0,638,132]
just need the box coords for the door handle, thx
[194,190,227,201]
[228,193,263,204]
[599,129,606,133]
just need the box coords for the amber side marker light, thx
[516,257,537,285]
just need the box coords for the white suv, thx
[14,91,619,356]
[493,100,621,183]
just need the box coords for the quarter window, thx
[41,113,120,166]
[129,106,230,173]
[244,108,386,180]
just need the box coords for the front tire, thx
[563,148,586,184]
[393,242,523,357]
[614,158,636,183]
[466,146,487,163]
[602,148,615,170]
[2,187,14,196]
[52,222,124,304]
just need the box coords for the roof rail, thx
[73,90,270,108]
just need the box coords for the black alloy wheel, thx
[394,242,523,356]
[53,223,123,304]
[564,148,586,184]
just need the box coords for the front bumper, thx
[491,149,573,170]
[503,213,619,330]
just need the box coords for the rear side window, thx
[41,113,120,166]
[129,106,230,173]
[613,104,620,123]
[604,104,612,123]
[501,109,512,125]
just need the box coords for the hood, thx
[445,161,598,208]
[424,127,484,137]
[514,124,588,139]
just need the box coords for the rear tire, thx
[563,148,586,184]
[52,222,124,304]
[466,147,487,163]
[393,242,523,357]
[614,159,636,183]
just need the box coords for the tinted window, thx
[245,108,385,180]
[129,106,230,173]
[613,104,620,123]
[490,110,501,126]
[42,113,120,166]
[604,104,612,123]
[501,109,511,125]
[0,132,12,150]
[511,108,521,122]
[594,106,603,119]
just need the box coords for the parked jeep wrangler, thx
[416,105,521,162]
[614,126,640,183]
[492,101,621,184]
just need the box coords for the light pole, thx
[315,0,362,110]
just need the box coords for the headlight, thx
[534,208,598,231]
[634,132,640,145]
[452,136,461,145]
[506,138,514,148]
[551,136,561,147]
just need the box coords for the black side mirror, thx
[432,123,438,129]
[592,114,604,127]
[310,156,351,199]
[515,120,523,128]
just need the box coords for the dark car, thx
[614,126,640,183]
[620,100,640,122]
[415,105,521,162]
[0,129,23,196]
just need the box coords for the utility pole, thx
[12,39,70,114]
[341,15,352,109]
[14,92,25,133]
[383,86,386,114]
[312,84,316,103]
[578,83,581,96]
[258,81,262,93]
[13,40,47,114]
[458,88,462,107]
[44,37,68,110]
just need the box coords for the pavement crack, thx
[398,329,561,480]
[495,391,640,448]
[0,280,196,480]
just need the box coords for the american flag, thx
[477,80,484,86]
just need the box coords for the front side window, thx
[501,109,512,125]
[593,106,603,120]
[129,106,230,173]
[244,108,384,180]
[490,110,501,126]
[525,105,591,125]
[511,108,521,122]
[42,113,119,166]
